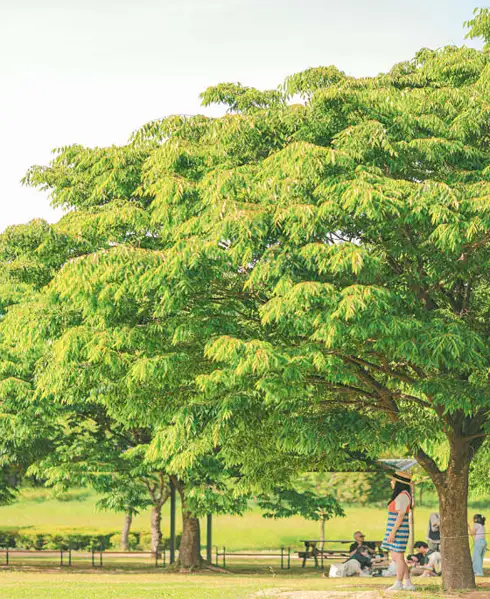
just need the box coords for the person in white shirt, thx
[427,513,440,551]
[469,514,486,577]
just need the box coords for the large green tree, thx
[17,9,490,589]
[144,18,490,591]
[193,45,490,592]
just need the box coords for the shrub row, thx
[0,527,182,552]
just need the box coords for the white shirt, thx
[394,492,410,513]
[473,523,485,541]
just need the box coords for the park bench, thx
[298,540,384,568]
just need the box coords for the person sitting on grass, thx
[407,541,441,577]
[330,545,384,577]
[349,531,376,555]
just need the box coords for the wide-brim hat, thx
[388,470,413,484]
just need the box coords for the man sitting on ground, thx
[407,541,441,577]
[349,531,376,555]
[330,545,384,577]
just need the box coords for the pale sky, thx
[0,0,481,233]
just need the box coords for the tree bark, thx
[150,502,163,554]
[320,516,326,543]
[174,479,203,570]
[145,472,171,555]
[121,509,133,551]
[430,438,476,591]
[179,510,203,569]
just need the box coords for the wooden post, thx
[206,514,212,563]
[408,481,415,555]
[169,481,176,564]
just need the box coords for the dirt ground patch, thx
[252,592,383,599]
[252,589,490,599]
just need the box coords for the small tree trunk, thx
[150,502,163,554]
[433,438,475,591]
[180,510,202,569]
[121,510,133,551]
[320,515,326,554]
[175,481,203,570]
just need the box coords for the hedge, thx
[0,527,182,551]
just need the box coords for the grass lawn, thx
[1,488,489,551]
[0,488,488,598]
[0,569,452,599]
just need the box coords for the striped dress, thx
[381,491,411,553]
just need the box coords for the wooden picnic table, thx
[298,540,384,568]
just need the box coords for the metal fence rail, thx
[214,546,291,569]
[1,548,166,568]
[1,547,294,570]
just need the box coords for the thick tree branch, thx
[306,376,378,400]
[414,446,442,477]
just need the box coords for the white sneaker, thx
[386,582,403,591]
[403,582,416,591]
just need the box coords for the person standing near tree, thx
[381,471,415,592]
[469,514,486,577]
[427,513,441,552]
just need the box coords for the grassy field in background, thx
[0,570,449,599]
[0,490,488,598]
[0,488,489,551]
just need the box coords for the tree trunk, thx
[432,438,476,591]
[179,510,202,569]
[320,516,326,541]
[121,510,132,551]
[150,502,163,553]
[145,472,171,555]
[174,480,203,570]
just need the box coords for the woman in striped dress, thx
[381,471,415,592]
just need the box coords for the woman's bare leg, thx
[390,551,405,582]
[402,557,411,583]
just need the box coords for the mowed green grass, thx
[0,488,489,551]
[0,570,447,599]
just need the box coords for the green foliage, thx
[0,526,182,551]
[297,472,388,506]
[3,8,490,585]
[465,7,490,47]
[0,527,114,551]
[257,488,344,522]
[200,83,284,113]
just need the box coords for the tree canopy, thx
[1,8,490,589]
